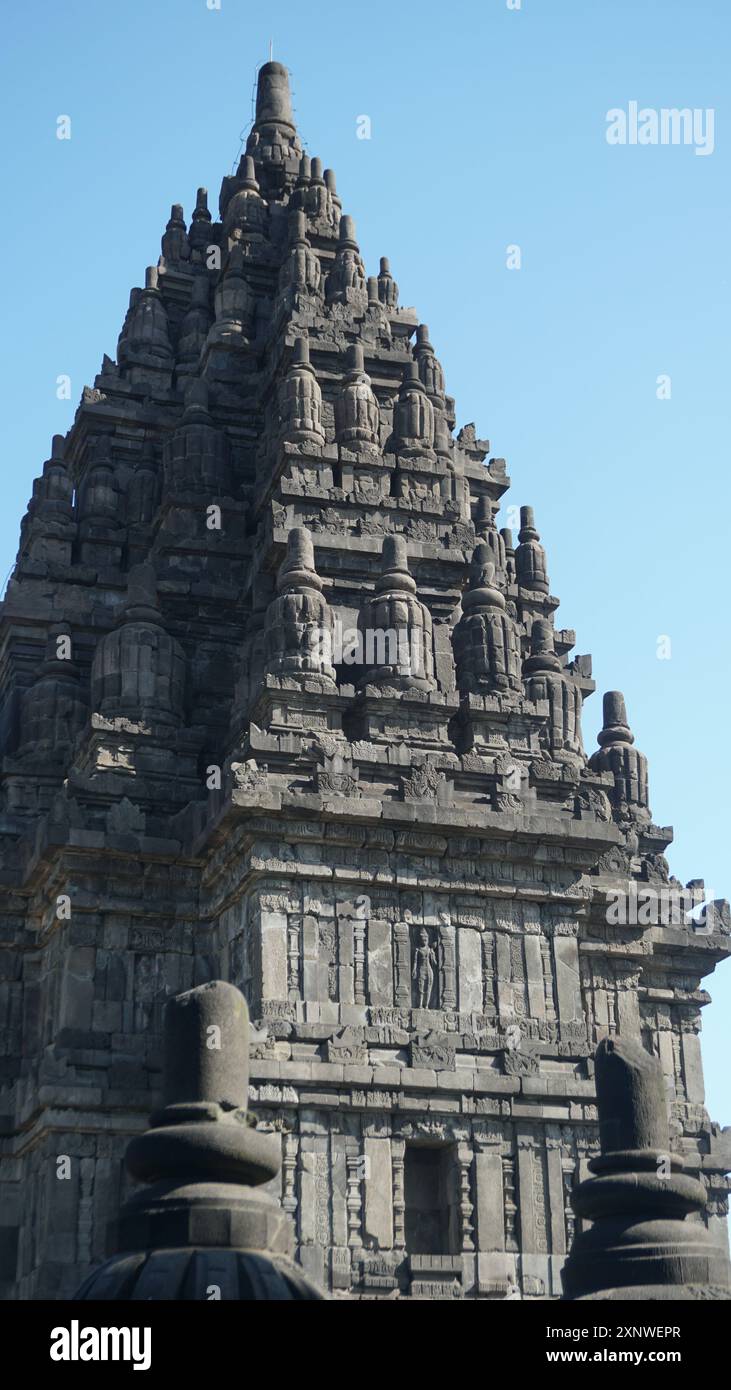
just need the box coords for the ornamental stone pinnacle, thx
[0,56,728,1304]
[561,1037,731,1300]
[74,981,324,1300]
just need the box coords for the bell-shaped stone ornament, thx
[334,344,380,447]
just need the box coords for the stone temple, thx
[0,60,728,1301]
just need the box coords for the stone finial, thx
[265,527,336,689]
[77,435,120,524]
[281,337,326,446]
[164,377,231,495]
[474,496,507,579]
[279,210,321,295]
[74,982,323,1300]
[500,526,516,582]
[177,275,213,366]
[378,256,399,309]
[161,203,190,263]
[515,505,549,594]
[225,156,267,241]
[590,691,650,819]
[598,690,633,747]
[452,545,521,696]
[292,154,311,198]
[35,434,73,519]
[381,535,416,592]
[188,187,212,258]
[324,168,342,215]
[90,564,186,727]
[159,979,250,1115]
[334,343,380,448]
[17,623,87,760]
[239,155,258,190]
[561,1037,731,1300]
[245,62,302,188]
[393,362,435,457]
[254,60,295,132]
[524,621,583,757]
[414,323,445,398]
[326,217,366,303]
[302,156,337,227]
[357,535,436,692]
[595,1035,669,1154]
[193,186,211,223]
[277,525,321,594]
[118,266,173,366]
[212,244,253,337]
[289,155,312,212]
[524,619,562,675]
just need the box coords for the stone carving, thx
[231,758,269,793]
[1,55,727,1308]
[211,243,254,340]
[515,505,549,593]
[74,982,323,1300]
[164,379,232,494]
[524,620,583,758]
[281,337,326,446]
[265,526,336,689]
[334,344,380,448]
[412,928,438,1009]
[452,547,521,696]
[224,155,268,243]
[562,1037,731,1300]
[403,760,445,801]
[393,362,435,458]
[161,202,190,263]
[91,564,186,727]
[358,535,436,692]
[377,256,399,308]
[279,209,322,296]
[326,215,367,304]
[17,626,87,761]
[589,690,650,821]
[117,265,173,367]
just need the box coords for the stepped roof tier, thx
[0,61,728,1302]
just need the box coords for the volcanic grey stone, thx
[0,55,728,1304]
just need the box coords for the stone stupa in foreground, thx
[0,61,728,1301]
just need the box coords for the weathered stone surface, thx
[74,982,323,1300]
[562,1038,731,1300]
[0,56,728,1304]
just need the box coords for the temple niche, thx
[0,59,728,1305]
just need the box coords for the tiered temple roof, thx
[0,62,728,1301]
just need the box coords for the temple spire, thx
[245,60,302,193]
[590,690,650,820]
[254,60,295,131]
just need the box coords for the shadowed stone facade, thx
[0,61,728,1301]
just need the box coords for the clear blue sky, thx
[0,0,729,1125]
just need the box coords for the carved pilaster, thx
[481,931,497,1015]
[287,916,301,999]
[457,1145,475,1252]
[393,920,412,1009]
[282,1132,298,1217]
[392,1140,406,1249]
[503,1153,519,1252]
[438,913,457,1011]
[346,1155,364,1249]
[353,919,367,1005]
